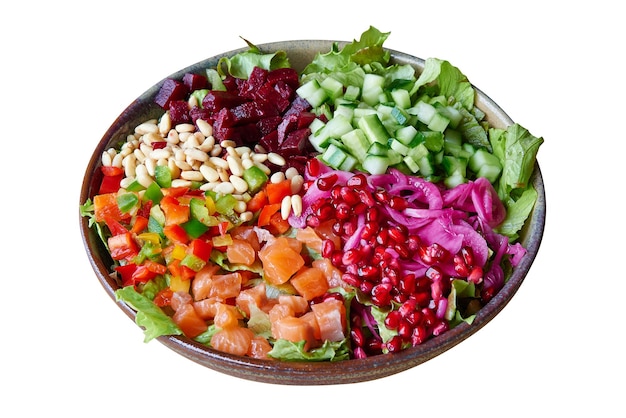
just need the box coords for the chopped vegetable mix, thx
[81,26,543,361]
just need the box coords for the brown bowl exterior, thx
[79,40,546,385]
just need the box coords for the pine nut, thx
[234,200,247,214]
[120,177,135,189]
[285,167,299,180]
[209,156,229,170]
[220,140,236,149]
[200,164,220,182]
[150,148,171,160]
[176,159,192,171]
[291,194,303,217]
[270,171,286,184]
[135,164,152,188]
[290,175,304,194]
[181,170,204,181]
[112,153,123,168]
[230,175,248,193]
[184,134,200,149]
[241,157,254,170]
[171,179,192,188]
[281,195,292,220]
[136,121,159,135]
[159,112,171,135]
[213,181,235,195]
[235,146,252,156]
[168,159,181,179]
[210,144,222,156]
[199,136,215,152]
[145,158,156,176]
[254,144,267,153]
[133,148,146,163]
[178,132,192,143]
[139,143,153,157]
[196,119,213,137]
[267,152,286,166]
[254,161,271,175]
[218,168,230,182]
[166,130,180,144]
[176,123,195,133]
[101,151,112,166]
[239,211,254,223]
[144,132,162,145]
[185,147,209,163]
[251,153,268,163]
[227,155,244,177]
[123,154,137,178]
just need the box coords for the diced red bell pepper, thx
[144,259,167,275]
[104,216,129,236]
[189,238,213,262]
[246,190,268,213]
[168,259,196,281]
[160,196,190,226]
[130,215,149,234]
[265,179,292,205]
[257,203,281,226]
[163,224,189,244]
[268,211,290,235]
[94,193,129,223]
[108,232,139,261]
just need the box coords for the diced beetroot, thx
[283,155,309,173]
[222,75,239,92]
[257,116,282,136]
[155,79,188,109]
[273,80,295,103]
[285,96,312,115]
[215,122,260,145]
[183,73,209,92]
[259,130,280,153]
[239,66,269,98]
[254,83,290,112]
[168,100,191,126]
[276,112,300,143]
[202,91,248,113]
[280,128,312,157]
[266,67,300,89]
[297,111,317,129]
[189,106,212,125]
[231,100,279,125]
[213,108,236,129]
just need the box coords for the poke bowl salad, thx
[80,26,544,381]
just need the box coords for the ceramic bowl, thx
[79,40,546,385]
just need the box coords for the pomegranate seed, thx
[461,246,474,267]
[316,203,334,220]
[360,280,374,294]
[331,251,343,266]
[306,157,320,177]
[358,265,379,280]
[481,286,497,303]
[366,206,380,222]
[323,292,344,303]
[342,249,361,265]
[356,189,375,207]
[347,173,367,188]
[468,266,483,284]
[350,327,365,347]
[398,299,417,317]
[335,202,351,220]
[411,291,431,308]
[394,243,410,259]
[340,187,360,205]
[384,310,402,329]
[407,235,420,251]
[361,222,380,240]
[432,320,449,336]
[425,266,443,282]
[371,283,392,306]
[421,308,436,327]
[322,239,335,258]
[330,184,342,200]
[359,243,374,259]
[453,254,470,276]
[392,291,408,304]
[386,335,403,353]
[382,266,399,285]
[353,346,367,359]
[342,219,357,236]
[400,274,417,294]
[353,202,367,215]
[331,221,342,234]
[317,173,338,191]
[365,337,383,355]
[345,264,358,275]
[405,309,422,326]
[387,225,406,243]
[389,196,407,210]
[306,214,320,227]
[374,188,389,203]
[341,273,360,287]
[397,319,412,339]
[375,228,388,245]
[411,325,428,346]
[420,243,449,264]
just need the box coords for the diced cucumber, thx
[407,142,429,161]
[296,79,328,108]
[339,154,358,172]
[416,153,435,176]
[389,138,410,155]
[442,155,468,177]
[362,73,385,106]
[334,103,354,121]
[422,131,444,152]
[358,113,390,145]
[367,141,389,157]
[438,105,463,128]
[391,106,409,125]
[343,85,360,101]
[390,88,411,109]
[444,172,466,188]
[362,154,390,175]
[321,143,348,169]
[308,118,325,135]
[403,155,420,173]
[477,163,502,183]
[410,100,437,125]
[427,111,450,133]
[340,129,370,163]
[395,125,419,146]
[468,148,500,172]
[320,76,344,100]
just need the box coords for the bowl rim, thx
[79,39,546,385]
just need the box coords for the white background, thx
[2,1,624,416]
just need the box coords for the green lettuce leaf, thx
[411,58,475,110]
[115,286,183,343]
[495,123,544,193]
[217,39,290,79]
[268,338,350,362]
[496,186,539,240]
